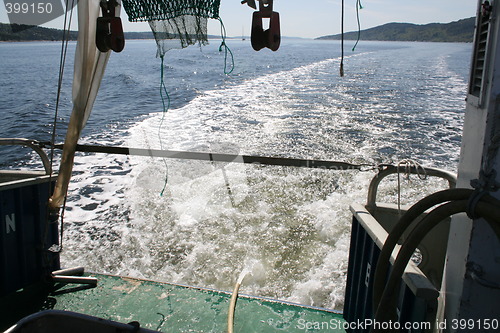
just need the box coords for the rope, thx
[352,0,362,52]
[396,159,427,214]
[158,55,171,196]
[45,0,76,257]
[156,313,166,331]
[50,0,76,180]
[59,196,68,252]
[55,0,76,253]
[208,153,235,207]
[468,169,500,219]
[340,0,344,77]
[218,18,235,75]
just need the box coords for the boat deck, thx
[1,273,346,332]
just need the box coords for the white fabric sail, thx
[49,0,120,210]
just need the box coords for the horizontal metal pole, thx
[52,267,85,276]
[52,275,98,286]
[51,143,370,171]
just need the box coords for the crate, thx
[343,204,439,332]
[0,175,59,296]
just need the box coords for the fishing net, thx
[122,0,221,21]
[122,0,221,57]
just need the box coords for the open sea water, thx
[0,39,471,310]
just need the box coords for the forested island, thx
[1,23,78,41]
[2,17,475,42]
[0,23,153,41]
[317,17,475,43]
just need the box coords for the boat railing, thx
[366,164,457,209]
[0,138,52,182]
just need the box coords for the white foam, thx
[59,43,467,310]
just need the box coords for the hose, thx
[228,269,251,333]
[372,188,474,311]
[373,197,500,331]
[227,280,241,333]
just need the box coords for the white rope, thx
[396,159,428,214]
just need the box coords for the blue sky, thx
[211,0,478,38]
[1,0,478,39]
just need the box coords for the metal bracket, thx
[241,0,257,10]
[248,0,281,51]
[96,0,125,53]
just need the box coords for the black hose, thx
[372,188,474,311]
[373,197,500,331]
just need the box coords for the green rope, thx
[218,18,235,75]
[352,0,363,52]
[159,55,171,196]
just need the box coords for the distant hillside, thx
[0,23,158,41]
[2,17,476,43]
[317,17,475,43]
[0,23,78,41]
[0,23,223,41]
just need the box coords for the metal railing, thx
[0,138,51,175]
[367,164,457,208]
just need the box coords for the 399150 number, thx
[5,2,53,15]
[451,318,499,330]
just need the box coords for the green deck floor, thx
[1,273,346,332]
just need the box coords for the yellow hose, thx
[227,280,242,333]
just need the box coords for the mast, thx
[441,0,500,329]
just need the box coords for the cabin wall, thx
[443,0,500,329]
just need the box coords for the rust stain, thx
[112,277,143,294]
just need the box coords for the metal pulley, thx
[96,0,125,53]
[242,0,281,51]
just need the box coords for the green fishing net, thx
[122,0,221,57]
[122,0,220,58]
[122,0,221,21]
